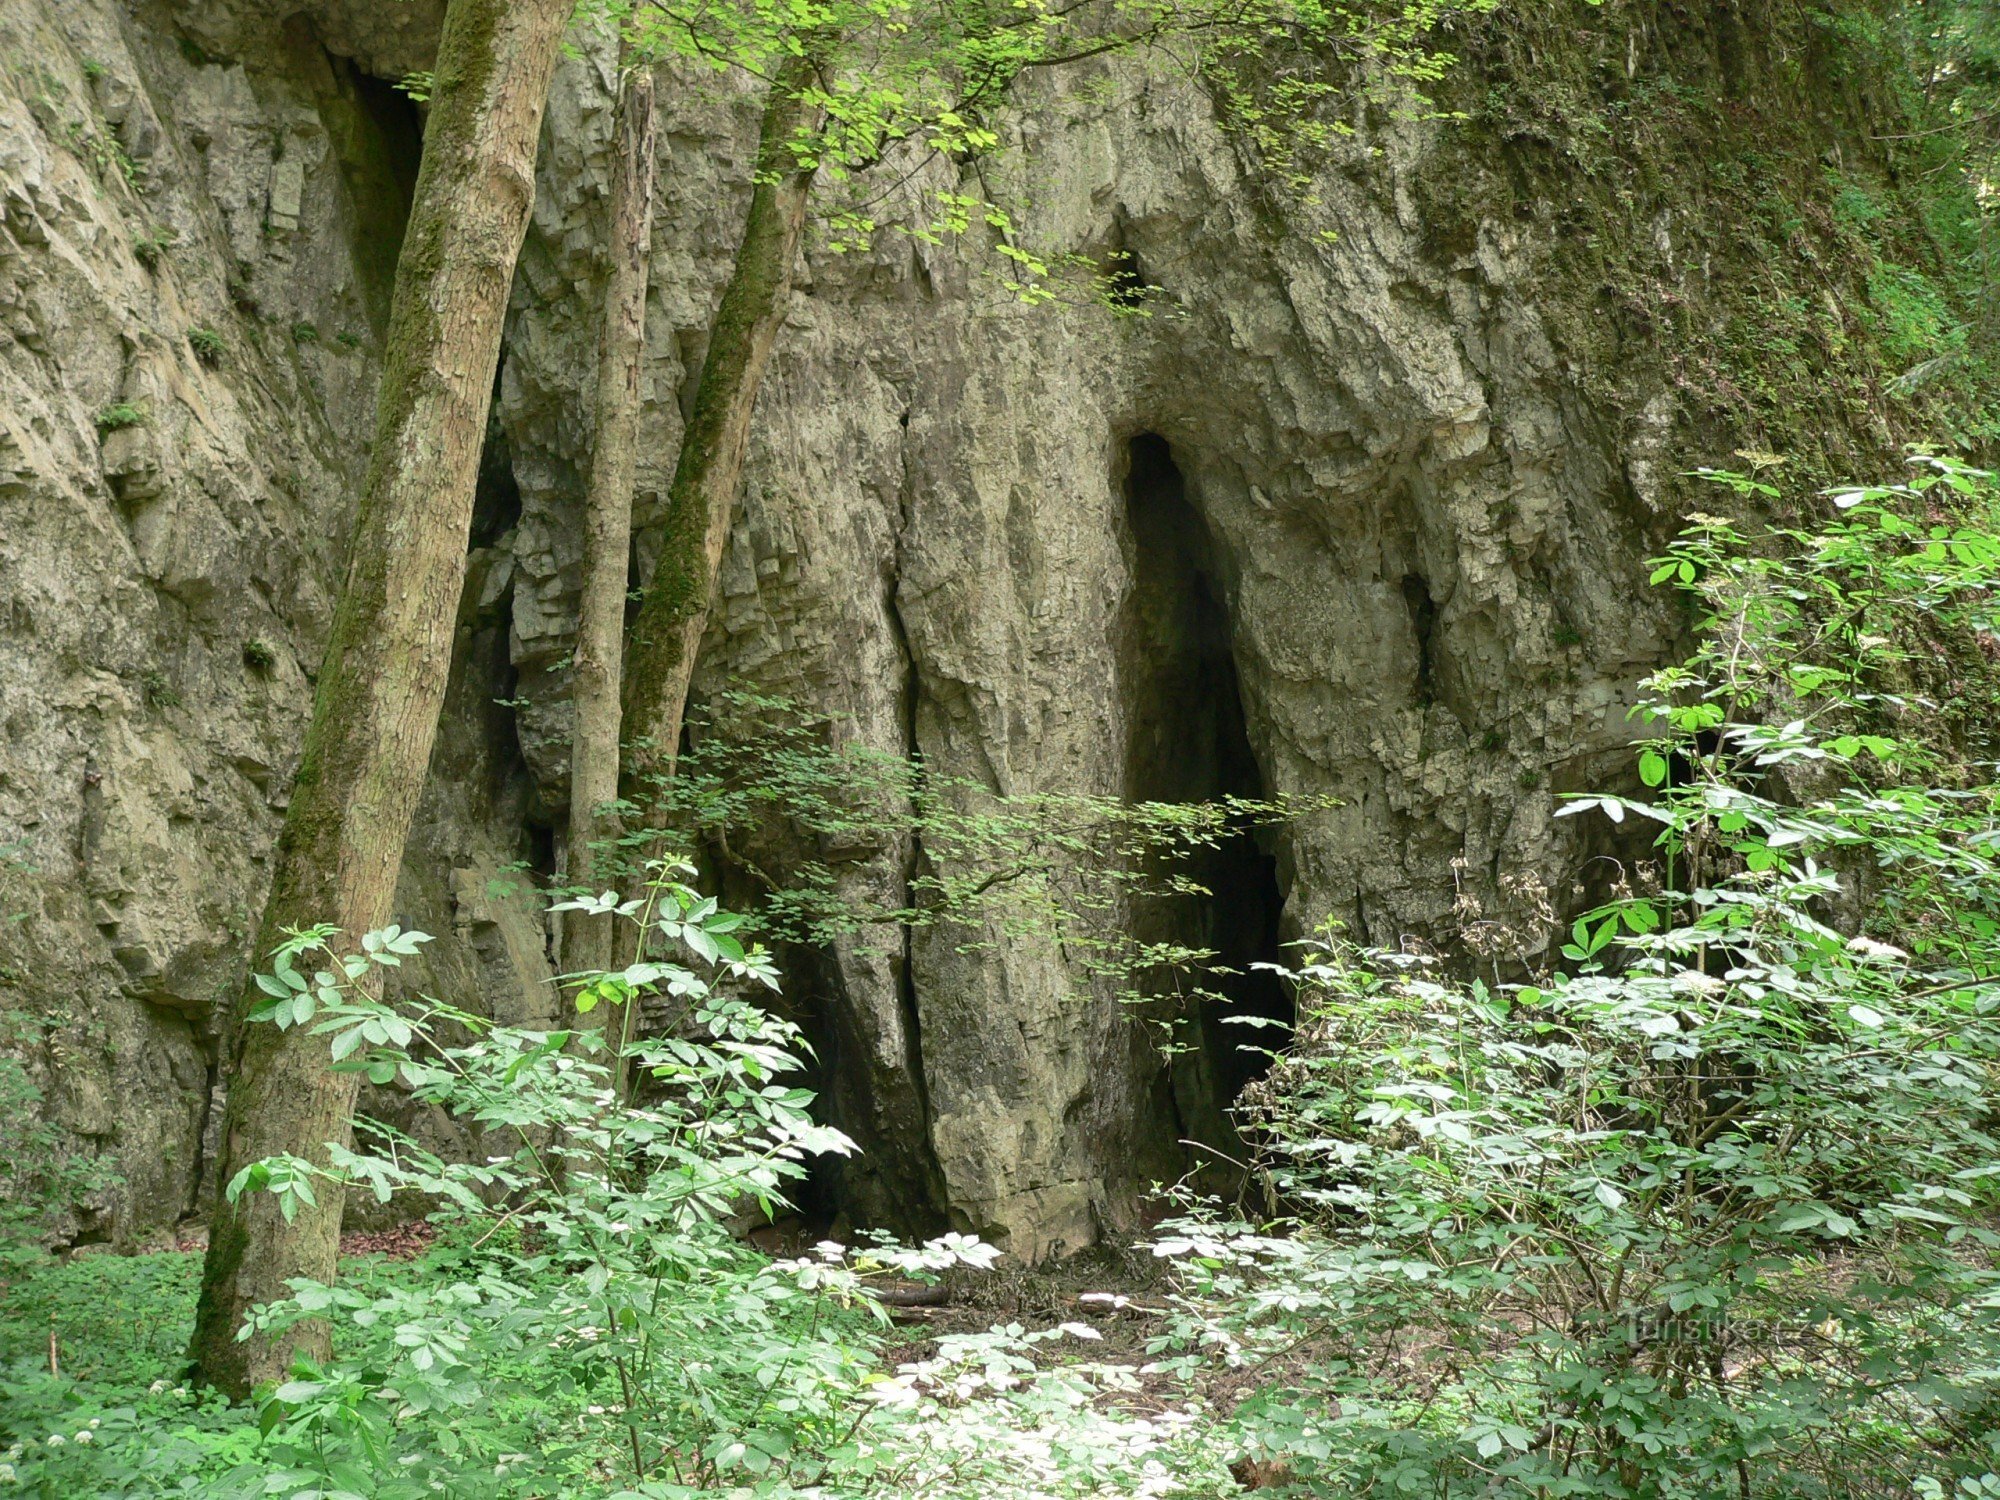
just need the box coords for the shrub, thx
[131,228,172,270]
[212,866,1188,1496]
[138,669,178,709]
[1151,457,2000,1497]
[187,327,224,367]
[93,403,144,434]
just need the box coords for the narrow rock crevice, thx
[788,417,951,1236]
[1118,433,1292,1160]
[282,15,426,334]
[873,419,952,1228]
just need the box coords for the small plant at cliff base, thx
[0,845,116,1277]
[1148,455,2000,1495]
[93,402,144,434]
[0,1014,118,1279]
[141,860,1234,1499]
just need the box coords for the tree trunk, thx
[564,61,658,982]
[190,0,572,1398]
[620,62,819,795]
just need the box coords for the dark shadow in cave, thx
[281,17,425,335]
[1120,434,1293,1152]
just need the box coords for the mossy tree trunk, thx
[190,0,573,1398]
[564,59,658,983]
[620,62,819,795]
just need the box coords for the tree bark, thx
[190,0,573,1398]
[564,61,658,982]
[620,61,819,796]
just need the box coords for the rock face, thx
[498,38,1682,1254]
[0,0,1931,1253]
[0,0,550,1247]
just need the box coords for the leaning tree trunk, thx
[564,60,658,985]
[190,0,573,1398]
[620,62,818,796]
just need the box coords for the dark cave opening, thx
[1402,572,1438,707]
[335,58,424,310]
[281,11,426,334]
[1120,435,1293,1142]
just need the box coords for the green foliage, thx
[139,669,179,710]
[66,118,140,189]
[580,0,1489,300]
[93,403,144,434]
[0,1253,265,1497]
[219,879,966,1491]
[130,228,173,271]
[287,322,317,345]
[170,866,1217,1497]
[1149,455,2000,1495]
[1200,0,1495,204]
[186,328,224,367]
[239,640,275,672]
[1866,260,1961,367]
[619,690,1333,1056]
[1452,2,2000,474]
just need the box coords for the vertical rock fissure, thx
[284,18,426,337]
[186,1052,221,1222]
[1118,434,1293,1156]
[881,415,949,1225]
[886,608,937,1166]
[789,414,950,1235]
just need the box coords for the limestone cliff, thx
[0,0,1970,1253]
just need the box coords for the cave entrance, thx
[331,59,423,332]
[282,14,426,334]
[1119,435,1292,1153]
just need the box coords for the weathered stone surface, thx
[0,0,1920,1255]
[0,0,548,1246]
[494,45,1678,1255]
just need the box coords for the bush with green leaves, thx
[0,1012,117,1277]
[93,402,144,434]
[0,1252,265,1498]
[0,838,117,1275]
[1149,456,2000,1497]
[187,859,1221,1498]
